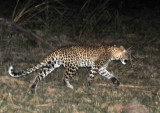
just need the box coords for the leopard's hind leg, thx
[63,64,78,89]
[30,66,54,93]
[31,59,61,93]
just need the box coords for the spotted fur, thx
[8,45,129,93]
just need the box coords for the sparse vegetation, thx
[0,0,160,112]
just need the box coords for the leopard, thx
[8,45,129,93]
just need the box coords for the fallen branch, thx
[96,83,160,89]
[0,18,55,49]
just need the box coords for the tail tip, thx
[8,65,14,77]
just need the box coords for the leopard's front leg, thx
[98,66,121,86]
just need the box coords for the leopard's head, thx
[110,46,129,65]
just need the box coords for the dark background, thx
[1,0,160,18]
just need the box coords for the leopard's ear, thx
[120,46,125,52]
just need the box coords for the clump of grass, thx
[10,0,115,38]
[11,0,67,27]
[12,0,46,24]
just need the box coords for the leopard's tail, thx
[8,63,43,78]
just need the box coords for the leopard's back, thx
[49,45,104,67]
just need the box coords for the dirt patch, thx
[0,76,25,85]
[123,98,149,113]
